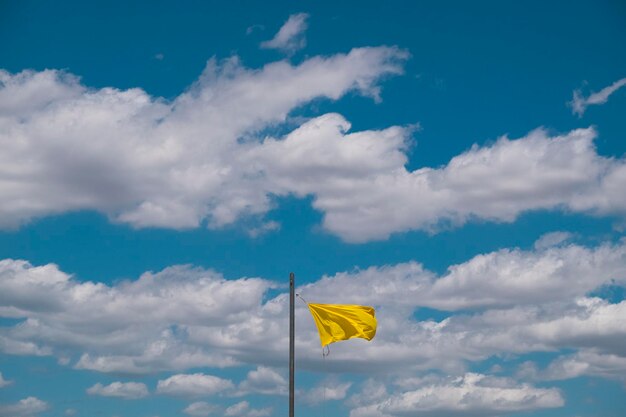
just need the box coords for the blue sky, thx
[1,1,625,417]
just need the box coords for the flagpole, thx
[289,272,295,417]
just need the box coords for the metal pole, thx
[289,272,295,417]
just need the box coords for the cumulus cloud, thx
[86,381,149,399]
[520,349,626,387]
[290,296,626,376]
[0,48,407,238]
[309,126,626,242]
[237,366,287,396]
[3,52,626,243]
[0,260,271,373]
[0,335,51,356]
[1,237,626,376]
[0,243,625,416]
[303,379,352,404]
[346,379,389,409]
[349,373,563,417]
[0,70,82,116]
[183,401,218,417]
[300,238,626,310]
[156,373,234,397]
[0,397,49,417]
[570,77,626,117]
[260,13,309,53]
[224,401,271,417]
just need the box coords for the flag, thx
[307,303,377,347]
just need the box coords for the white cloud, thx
[287,296,626,376]
[533,231,573,250]
[0,48,407,238]
[237,366,287,396]
[460,297,626,356]
[225,401,271,417]
[349,373,564,417]
[346,379,388,409]
[523,349,626,386]
[247,408,272,417]
[225,401,249,417]
[247,221,281,238]
[300,238,626,310]
[1,237,626,376]
[0,335,51,356]
[0,372,11,387]
[156,373,234,397]
[183,401,218,417]
[0,70,82,117]
[260,13,309,53]
[287,240,626,375]
[3,57,626,243]
[86,381,149,399]
[0,260,271,373]
[0,397,49,417]
[303,379,352,404]
[570,77,626,117]
[304,126,626,242]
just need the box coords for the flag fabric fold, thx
[307,303,377,347]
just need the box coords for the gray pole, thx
[289,272,295,417]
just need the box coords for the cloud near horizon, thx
[156,373,235,397]
[86,381,149,399]
[1,234,625,415]
[184,401,218,417]
[0,235,625,416]
[0,397,48,417]
[349,373,564,417]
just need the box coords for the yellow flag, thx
[307,303,377,347]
